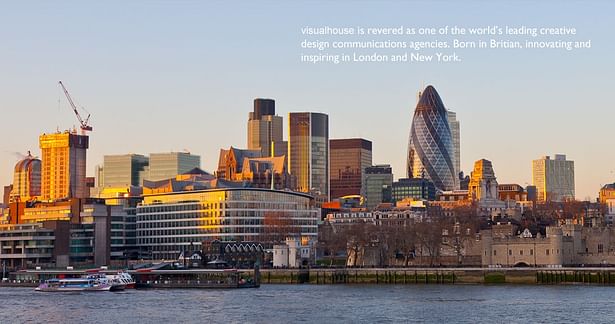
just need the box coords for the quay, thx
[0,268,260,289]
[5,267,615,287]
[259,267,615,285]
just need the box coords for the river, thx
[1,284,612,323]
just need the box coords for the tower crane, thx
[58,81,93,132]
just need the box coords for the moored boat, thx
[106,271,135,289]
[35,277,111,292]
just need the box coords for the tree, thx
[261,211,299,245]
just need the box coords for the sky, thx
[0,1,613,200]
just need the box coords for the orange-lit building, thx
[10,152,41,202]
[217,147,292,189]
[39,131,89,200]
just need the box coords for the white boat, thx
[106,271,135,289]
[35,277,111,292]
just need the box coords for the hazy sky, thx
[1,1,613,200]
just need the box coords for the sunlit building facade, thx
[329,138,372,199]
[10,152,41,202]
[147,152,200,182]
[407,85,457,191]
[288,112,329,198]
[39,131,89,200]
[247,98,283,157]
[532,154,575,201]
[136,188,319,260]
[101,154,149,188]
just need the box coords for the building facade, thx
[392,178,436,202]
[407,85,457,191]
[247,98,283,157]
[101,154,149,188]
[10,152,41,202]
[447,110,461,183]
[288,112,329,198]
[216,146,292,189]
[532,154,575,201]
[329,138,372,199]
[39,131,89,200]
[147,152,200,182]
[364,165,393,209]
[136,188,319,260]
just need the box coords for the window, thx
[546,249,550,255]
[493,250,497,256]
[520,250,523,256]
[508,250,512,256]
[598,244,604,253]
[530,249,533,256]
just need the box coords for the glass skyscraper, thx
[147,152,201,182]
[288,112,329,198]
[407,85,457,191]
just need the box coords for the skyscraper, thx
[329,138,372,199]
[407,85,457,191]
[288,112,329,198]
[101,154,149,187]
[147,152,200,181]
[39,131,89,200]
[364,165,393,209]
[447,110,461,184]
[10,152,41,202]
[532,154,575,201]
[247,98,283,157]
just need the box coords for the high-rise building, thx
[147,152,200,182]
[329,138,372,199]
[447,110,461,184]
[532,154,575,201]
[247,98,283,157]
[288,112,329,198]
[407,85,457,191]
[101,154,149,188]
[39,131,89,200]
[364,164,393,209]
[10,152,41,202]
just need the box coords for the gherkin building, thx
[407,85,458,191]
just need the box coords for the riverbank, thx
[259,267,615,285]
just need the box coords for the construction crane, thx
[58,81,93,132]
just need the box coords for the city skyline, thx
[1,1,614,200]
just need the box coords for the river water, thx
[1,284,613,323]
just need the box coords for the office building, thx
[288,112,329,198]
[136,188,319,260]
[247,98,283,157]
[407,85,457,191]
[10,152,41,202]
[39,131,89,200]
[532,154,575,201]
[147,152,200,182]
[101,154,149,187]
[447,110,461,184]
[392,178,436,202]
[329,138,372,199]
[364,165,393,209]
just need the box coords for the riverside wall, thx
[259,267,615,285]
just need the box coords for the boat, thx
[35,277,111,292]
[106,271,135,289]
